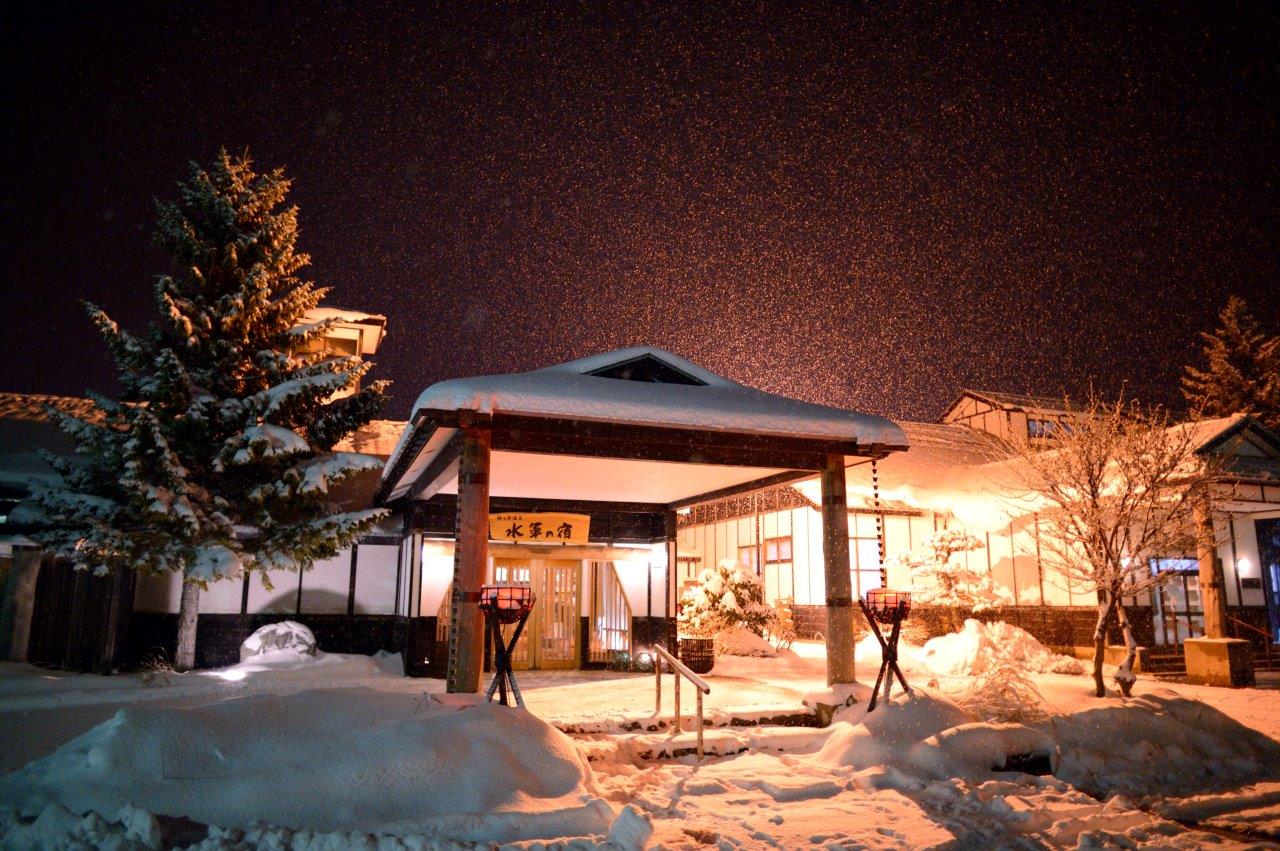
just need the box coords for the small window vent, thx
[586,354,706,386]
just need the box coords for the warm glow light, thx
[206,668,249,682]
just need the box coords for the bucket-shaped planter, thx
[678,637,715,674]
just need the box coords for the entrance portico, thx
[376,347,907,691]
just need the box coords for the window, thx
[1151,557,1198,575]
[764,537,792,564]
[849,536,883,599]
[1028,418,1074,439]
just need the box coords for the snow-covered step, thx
[576,724,832,764]
[552,705,819,736]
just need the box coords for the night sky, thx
[2,2,1277,422]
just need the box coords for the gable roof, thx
[398,346,905,446]
[0,392,96,489]
[379,346,908,503]
[942,388,1076,420]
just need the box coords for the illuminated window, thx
[849,536,883,598]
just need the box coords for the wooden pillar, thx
[1196,499,1228,639]
[446,428,492,693]
[0,545,42,662]
[821,454,856,684]
[664,510,678,632]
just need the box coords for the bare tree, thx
[999,395,1221,697]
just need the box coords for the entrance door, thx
[1150,557,1203,646]
[492,558,580,669]
[1258,518,1280,642]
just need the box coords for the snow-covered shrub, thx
[769,597,797,650]
[714,627,777,658]
[678,559,775,639]
[956,662,1048,723]
[240,620,317,661]
[887,529,1013,612]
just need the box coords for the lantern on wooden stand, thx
[480,584,536,708]
[859,589,912,712]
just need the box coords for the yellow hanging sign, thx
[488,512,591,545]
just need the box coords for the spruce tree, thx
[31,151,389,670]
[1181,295,1280,430]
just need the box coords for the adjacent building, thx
[3,339,1278,676]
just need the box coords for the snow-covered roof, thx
[893,421,1013,468]
[0,393,93,489]
[334,419,409,459]
[381,347,907,503]
[404,347,905,445]
[301,307,387,355]
[944,389,1077,418]
[302,307,387,327]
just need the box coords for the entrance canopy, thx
[377,346,908,694]
[377,347,907,507]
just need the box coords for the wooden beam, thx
[408,430,463,502]
[407,494,667,543]
[492,428,831,470]
[666,470,815,511]
[446,428,492,693]
[821,453,856,685]
[421,541,662,561]
[665,510,678,623]
[418,408,899,466]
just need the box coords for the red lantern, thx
[864,589,911,625]
[479,584,535,625]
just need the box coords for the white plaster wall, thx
[247,569,299,614]
[1232,516,1265,607]
[353,544,399,614]
[299,553,351,614]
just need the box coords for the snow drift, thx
[921,618,1084,677]
[1050,691,1280,801]
[714,627,777,658]
[0,689,617,844]
[813,691,1058,780]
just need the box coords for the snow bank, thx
[0,690,617,845]
[921,619,1084,677]
[714,627,777,658]
[812,691,1058,782]
[0,803,160,851]
[1050,691,1280,801]
[206,648,401,683]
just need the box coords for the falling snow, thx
[2,3,1277,419]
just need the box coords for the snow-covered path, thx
[2,637,1280,848]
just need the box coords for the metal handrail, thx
[652,644,710,760]
[1228,615,1274,668]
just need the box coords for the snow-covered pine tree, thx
[31,151,389,670]
[890,529,1013,613]
[1181,295,1280,430]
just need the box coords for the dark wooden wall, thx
[123,613,440,674]
[26,557,134,673]
[792,602,1272,652]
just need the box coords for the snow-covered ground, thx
[2,631,1279,849]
